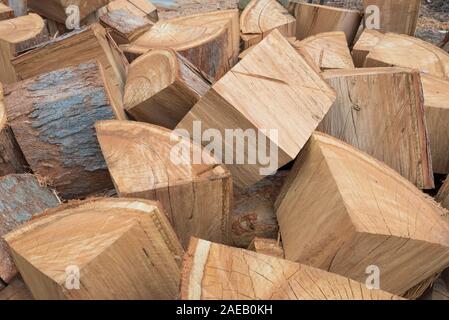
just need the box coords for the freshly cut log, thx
[421,74,449,174]
[176,30,336,189]
[0,83,28,175]
[4,61,117,199]
[363,0,420,35]
[290,32,355,70]
[275,133,449,298]
[248,237,284,258]
[4,198,184,300]
[107,0,158,22]
[240,0,296,49]
[232,170,288,248]
[0,14,49,84]
[12,24,128,119]
[96,120,232,248]
[124,49,211,129]
[351,29,383,67]
[27,0,109,24]
[364,33,449,80]
[181,238,403,300]
[290,2,362,45]
[0,174,59,285]
[0,3,13,20]
[318,67,433,189]
[100,8,153,44]
[0,278,33,300]
[132,10,240,82]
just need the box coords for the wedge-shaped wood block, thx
[421,74,449,174]
[0,174,59,285]
[240,0,296,49]
[124,49,211,129]
[290,32,355,70]
[363,0,420,35]
[318,67,433,189]
[181,238,403,300]
[290,3,362,45]
[276,133,449,297]
[132,10,240,82]
[96,120,232,248]
[4,198,184,300]
[177,30,336,189]
[364,33,449,80]
[12,23,128,119]
[0,14,49,84]
[4,61,117,199]
[351,29,384,67]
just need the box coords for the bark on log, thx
[248,237,284,258]
[0,14,49,84]
[351,29,384,67]
[107,0,158,22]
[240,0,296,49]
[364,33,449,80]
[124,49,211,129]
[363,0,420,35]
[318,67,433,189]
[290,2,362,45]
[4,198,184,300]
[0,174,59,284]
[180,238,403,300]
[289,31,355,70]
[4,61,117,199]
[231,170,288,248]
[176,30,336,189]
[275,133,449,298]
[0,3,13,20]
[0,277,33,300]
[132,9,240,82]
[96,120,232,248]
[11,23,128,120]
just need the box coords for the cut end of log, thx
[0,13,46,45]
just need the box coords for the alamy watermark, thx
[365,5,381,30]
[65,265,80,290]
[65,5,80,30]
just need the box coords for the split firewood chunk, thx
[290,32,355,70]
[27,0,109,24]
[132,10,240,82]
[0,3,13,20]
[124,49,211,129]
[351,29,384,67]
[290,3,362,45]
[248,237,284,258]
[363,0,420,35]
[176,30,336,189]
[318,67,433,189]
[12,24,128,119]
[421,74,449,174]
[0,174,59,285]
[0,14,49,84]
[107,0,158,22]
[181,238,403,300]
[364,33,449,80]
[100,8,153,45]
[275,133,449,297]
[4,198,184,300]
[4,61,117,199]
[0,83,27,175]
[240,0,296,49]
[0,277,33,300]
[96,120,232,248]
[232,170,288,248]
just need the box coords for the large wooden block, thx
[318,67,433,189]
[4,198,184,300]
[96,120,232,248]
[275,133,449,297]
[176,30,336,189]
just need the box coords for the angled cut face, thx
[319,67,433,189]
[181,238,402,300]
[351,29,384,67]
[4,198,184,300]
[276,133,449,296]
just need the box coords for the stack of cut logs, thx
[1,0,449,300]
